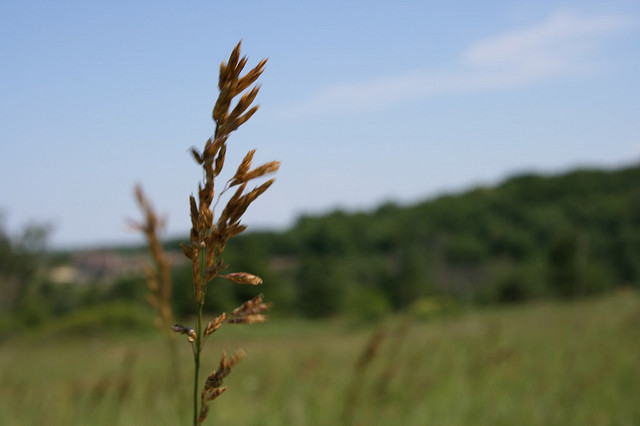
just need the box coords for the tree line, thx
[172,163,640,317]
[2,164,639,329]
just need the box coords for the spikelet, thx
[226,314,268,325]
[198,350,246,424]
[171,324,197,343]
[242,161,281,183]
[204,313,227,337]
[228,294,272,320]
[230,149,256,186]
[221,272,263,285]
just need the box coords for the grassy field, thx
[1,290,639,425]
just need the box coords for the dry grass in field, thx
[2,291,638,425]
[130,184,179,387]
[131,185,174,334]
[342,316,414,425]
[133,41,279,425]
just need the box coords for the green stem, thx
[193,300,204,425]
[193,247,207,426]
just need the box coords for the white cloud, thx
[463,10,634,79]
[276,11,635,119]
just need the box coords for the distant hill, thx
[54,163,640,317]
[206,163,640,315]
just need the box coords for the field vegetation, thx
[2,164,639,333]
[1,41,639,425]
[1,290,638,425]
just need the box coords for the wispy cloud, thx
[276,11,635,119]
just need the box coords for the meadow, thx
[1,289,638,425]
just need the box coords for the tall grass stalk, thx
[131,184,179,387]
[137,41,278,425]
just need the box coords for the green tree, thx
[295,256,348,317]
[0,217,52,325]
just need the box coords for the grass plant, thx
[2,291,638,425]
[134,41,279,425]
[131,184,180,387]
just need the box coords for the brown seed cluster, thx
[180,40,279,305]
[131,184,174,332]
[227,293,271,324]
[173,41,278,425]
[198,350,246,424]
[204,312,227,338]
[222,272,263,285]
[170,324,197,343]
[171,295,271,345]
[136,41,277,425]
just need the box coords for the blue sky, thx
[1,0,639,248]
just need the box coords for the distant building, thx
[48,250,187,284]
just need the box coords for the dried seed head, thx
[132,185,175,332]
[247,179,275,202]
[213,41,266,140]
[203,136,226,163]
[227,41,241,67]
[198,349,245,423]
[189,195,199,227]
[170,324,197,342]
[205,386,227,402]
[236,58,267,93]
[222,272,263,285]
[217,182,247,228]
[226,223,247,239]
[214,144,227,176]
[202,208,214,230]
[204,313,227,337]
[205,260,228,282]
[197,386,227,424]
[231,149,256,186]
[229,85,261,122]
[243,161,281,182]
[180,243,195,260]
[233,105,259,130]
[230,294,262,316]
[174,42,278,423]
[227,314,268,324]
[229,294,272,319]
[190,147,203,164]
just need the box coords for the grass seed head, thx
[222,272,263,285]
[204,313,227,337]
[197,350,246,423]
[141,41,277,424]
[170,324,197,343]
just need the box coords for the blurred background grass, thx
[1,290,638,425]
